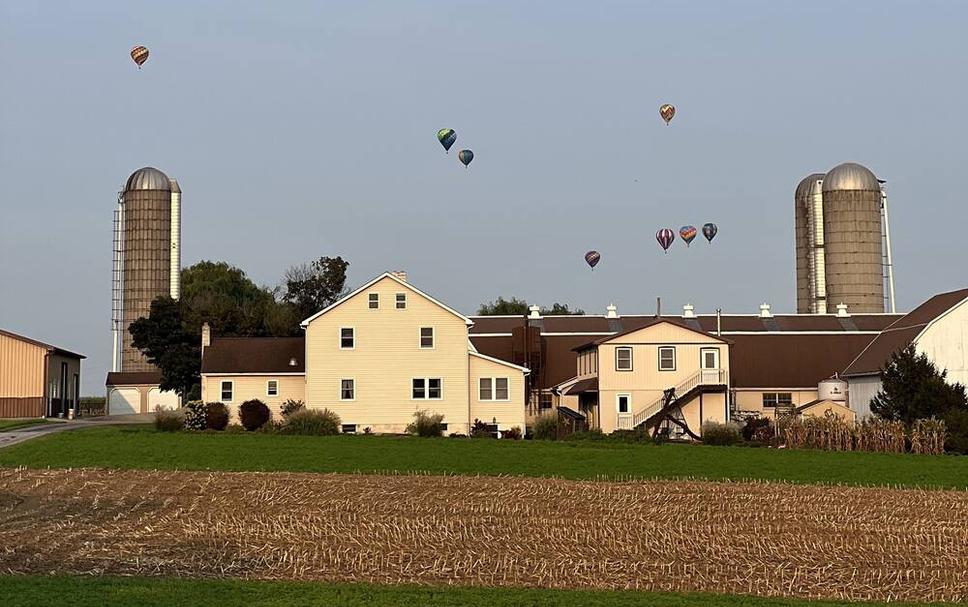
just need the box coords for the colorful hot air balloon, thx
[656,228,675,253]
[584,250,601,269]
[130,45,149,69]
[679,226,697,247]
[659,103,676,125]
[437,128,457,153]
[458,149,474,167]
[702,222,718,243]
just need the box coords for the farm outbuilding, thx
[0,329,85,418]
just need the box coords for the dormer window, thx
[396,293,407,309]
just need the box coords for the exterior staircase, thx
[625,369,728,430]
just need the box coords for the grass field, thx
[0,426,965,489]
[0,419,49,431]
[0,576,958,607]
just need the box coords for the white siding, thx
[915,297,968,387]
[847,375,882,419]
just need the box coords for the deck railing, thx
[621,369,727,429]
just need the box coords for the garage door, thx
[108,388,140,415]
[147,388,180,412]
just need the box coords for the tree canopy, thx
[870,345,968,424]
[128,296,200,397]
[477,297,584,316]
[282,256,350,321]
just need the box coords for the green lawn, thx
[0,576,957,607]
[0,418,49,431]
[1,426,965,489]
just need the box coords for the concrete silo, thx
[111,167,182,373]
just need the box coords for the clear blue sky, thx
[2,1,966,395]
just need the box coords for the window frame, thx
[616,393,631,415]
[266,379,278,397]
[412,377,442,400]
[419,326,435,349]
[615,346,633,372]
[479,377,493,401]
[395,292,407,309]
[339,326,355,350]
[658,346,676,371]
[340,378,355,401]
[220,380,234,402]
[368,293,379,309]
[494,377,509,401]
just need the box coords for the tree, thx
[477,297,585,316]
[129,296,200,397]
[870,345,968,424]
[282,256,349,320]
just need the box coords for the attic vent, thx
[289,357,298,367]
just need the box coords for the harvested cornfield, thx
[0,468,966,602]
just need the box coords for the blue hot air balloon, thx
[458,149,474,167]
[437,128,456,153]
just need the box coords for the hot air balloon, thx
[702,222,718,243]
[584,250,601,269]
[458,149,474,168]
[679,226,697,247]
[656,228,675,253]
[437,128,457,153]
[130,45,149,69]
[659,104,675,125]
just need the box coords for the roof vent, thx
[390,271,407,283]
[605,304,618,319]
[528,305,542,319]
[836,303,850,317]
[289,357,298,367]
[759,303,772,318]
[683,303,695,318]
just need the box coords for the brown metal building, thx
[0,329,85,418]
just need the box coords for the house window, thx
[267,380,278,397]
[617,394,630,414]
[420,327,434,349]
[221,381,233,402]
[413,378,442,399]
[658,346,676,371]
[396,293,407,309]
[616,347,633,371]
[495,377,509,400]
[341,424,357,434]
[340,327,355,349]
[539,392,553,410]
[341,379,355,400]
[479,377,509,401]
[368,293,379,309]
[762,392,793,408]
[479,378,492,400]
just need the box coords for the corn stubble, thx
[0,468,965,602]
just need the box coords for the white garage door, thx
[109,388,140,415]
[147,388,180,412]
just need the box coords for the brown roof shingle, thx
[202,337,305,374]
[105,371,162,386]
[730,333,877,388]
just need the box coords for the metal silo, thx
[111,167,179,373]
[795,173,826,313]
[821,162,885,313]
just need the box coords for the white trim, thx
[722,330,883,335]
[395,292,407,310]
[541,332,614,337]
[658,346,676,371]
[469,333,514,337]
[368,292,379,309]
[411,377,443,400]
[478,377,511,401]
[615,346,633,371]
[266,379,279,397]
[301,272,474,327]
[616,393,631,415]
[339,326,355,350]
[202,372,305,377]
[220,380,234,403]
[340,378,355,401]
[469,350,531,374]
[419,326,435,349]
[911,294,968,344]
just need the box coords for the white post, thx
[169,179,182,300]
[811,183,827,314]
[881,186,896,313]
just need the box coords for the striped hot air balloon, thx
[679,226,697,247]
[130,45,149,69]
[656,228,675,253]
[437,128,456,153]
[702,222,718,243]
[458,149,474,167]
[584,250,601,269]
[659,103,676,125]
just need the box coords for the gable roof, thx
[730,333,877,388]
[301,272,473,328]
[202,336,306,374]
[469,350,530,374]
[843,288,968,377]
[572,318,730,352]
[0,328,85,359]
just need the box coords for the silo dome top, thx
[125,167,171,191]
[822,162,880,192]
[795,173,825,199]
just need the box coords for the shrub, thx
[205,402,229,431]
[609,427,655,444]
[280,399,305,418]
[532,413,559,440]
[470,418,496,438]
[256,420,281,434]
[238,399,271,431]
[225,424,245,434]
[701,421,743,446]
[406,410,446,437]
[501,426,523,440]
[741,416,775,444]
[182,400,208,431]
[281,408,341,436]
[154,407,183,432]
[942,408,968,454]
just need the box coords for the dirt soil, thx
[1,468,965,602]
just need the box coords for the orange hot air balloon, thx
[659,103,675,125]
[130,46,149,69]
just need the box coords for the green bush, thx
[281,408,341,436]
[564,428,607,442]
[154,407,183,432]
[741,416,775,444]
[182,400,208,431]
[205,402,229,431]
[470,418,496,438]
[608,427,654,443]
[280,399,305,418]
[238,399,271,431]
[406,410,446,437]
[702,421,743,446]
[532,413,558,440]
[501,426,523,440]
[225,424,245,434]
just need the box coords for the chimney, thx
[683,303,695,318]
[759,303,772,318]
[391,270,407,283]
[836,302,850,317]
[528,305,542,319]
[716,308,722,336]
[655,297,661,318]
[605,303,618,319]
[201,322,211,350]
